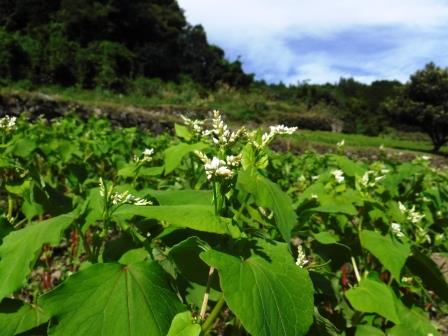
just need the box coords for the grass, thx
[293,130,439,154]
[1,82,446,156]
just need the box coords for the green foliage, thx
[0,113,446,335]
[0,214,76,301]
[40,262,184,335]
[387,62,448,151]
[201,241,314,336]
[0,0,252,90]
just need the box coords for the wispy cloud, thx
[178,0,448,83]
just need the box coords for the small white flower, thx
[331,169,345,183]
[336,139,345,148]
[398,201,407,214]
[391,222,405,238]
[111,191,152,206]
[199,154,235,180]
[401,276,413,284]
[134,148,154,164]
[143,148,154,156]
[252,124,297,148]
[181,115,204,136]
[226,155,241,167]
[0,115,17,132]
[295,245,309,268]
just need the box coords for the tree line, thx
[0,0,253,90]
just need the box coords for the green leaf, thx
[167,311,201,336]
[345,278,400,324]
[149,190,212,206]
[330,155,366,177]
[312,194,358,216]
[114,205,236,235]
[164,142,208,174]
[200,241,314,336]
[406,249,448,302]
[118,248,150,265]
[174,124,193,141]
[10,137,37,157]
[355,325,385,336]
[0,299,50,336]
[360,230,410,280]
[40,262,184,336]
[169,237,218,288]
[237,171,296,241]
[0,213,76,301]
[387,305,439,336]
[314,231,339,245]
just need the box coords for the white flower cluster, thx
[133,148,154,164]
[331,169,345,183]
[391,222,405,238]
[0,115,17,132]
[398,201,425,223]
[111,191,152,206]
[360,171,386,188]
[253,124,298,149]
[181,115,204,136]
[295,245,309,268]
[195,151,241,180]
[99,178,152,206]
[336,139,345,150]
[202,110,246,148]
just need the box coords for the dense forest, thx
[0,0,253,89]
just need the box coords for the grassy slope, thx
[1,84,445,156]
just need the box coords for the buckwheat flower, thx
[252,124,298,148]
[391,222,405,238]
[269,125,298,135]
[401,276,413,284]
[226,154,241,167]
[331,169,345,183]
[360,171,371,188]
[111,191,152,206]
[181,115,204,136]
[295,245,309,268]
[204,156,233,180]
[398,201,407,214]
[143,148,154,157]
[202,110,246,148]
[407,206,424,223]
[0,115,17,132]
[336,139,345,149]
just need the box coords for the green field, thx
[0,112,446,335]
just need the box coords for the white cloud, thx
[178,0,448,83]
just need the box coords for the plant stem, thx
[351,256,361,283]
[202,293,225,333]
[7,195,14,222]
[212,182,218,215]
[200,266,215,320]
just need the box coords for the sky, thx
[178,0,448,84]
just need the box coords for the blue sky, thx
[178,0,448,84]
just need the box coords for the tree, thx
[387,63,448,152]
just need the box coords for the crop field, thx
[0,112,447,336]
